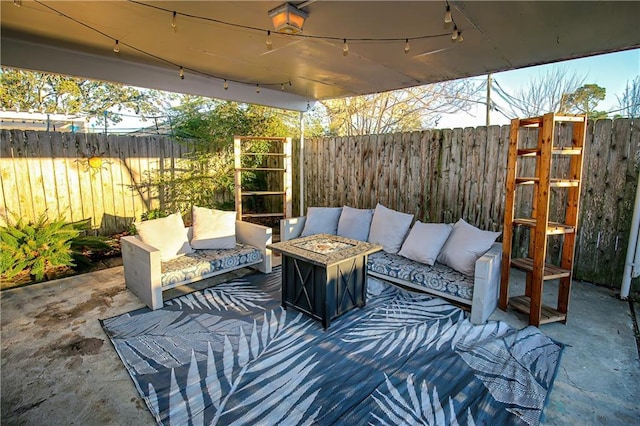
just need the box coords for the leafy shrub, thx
[0,215,110,281]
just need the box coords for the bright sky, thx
[438,48,640,128]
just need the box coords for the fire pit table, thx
[268,234,382,329]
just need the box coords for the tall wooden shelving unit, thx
[234,136,292,224]
[499,113,588,326]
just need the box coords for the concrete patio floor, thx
[1,266,639,425]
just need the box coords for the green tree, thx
[563,84,607,119]
[168,97,301,149]
[0,67,162,124]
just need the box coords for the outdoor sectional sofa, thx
[121,209,272,310]
[281,204,502,324]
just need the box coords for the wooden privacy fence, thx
[0,130,233,234]
[2,119,639,288]
[298,119,640,288]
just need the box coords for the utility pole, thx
[486,73,492,126]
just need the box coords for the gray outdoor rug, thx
[101,267,563,425]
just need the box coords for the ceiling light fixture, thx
[404,39,410,53]
[268,3,308,34]
[343,39,349,56]
[171,11,177,31]
[179,66,184,79]
[223,80,229,90]
[113,39,120,53]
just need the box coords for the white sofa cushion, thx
[368,203,414,254]
[301,207,343,236]
[135,213,194,261]
[398,221,453,266]
[337,206,374,241]
[437,219,501,276]
[190,206,237,249]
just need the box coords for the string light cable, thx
[28,1,464,90]
[30,0,295,91]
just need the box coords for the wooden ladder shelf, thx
[499,113,588,326]
[234,136,292,223]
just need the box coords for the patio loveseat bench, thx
[280,204,502,324]
[122,209,272,310]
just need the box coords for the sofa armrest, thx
[236,221,272,273]
[121,235,163,310]
[280,216,306,241]
[470,242,502,324]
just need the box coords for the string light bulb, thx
[452,26,459,40]
[281,83,285,91]
[444,5,452,23]
[256,84,260,93]
[13,0,22,7]
[266,30,273,51]
[113,40,120,53]
[179,66,184,80]
[404,39,410,53]
[223,80,229,90]
[171,11,177,31]
[343,39,349,56]
[457,32,464,43]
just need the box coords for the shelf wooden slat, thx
[518,114,587,127]
[553,115,589,123]
[237,167,286,171]
[240,152,286,157]
[517,147,583,157]
[552,147,583,155]
[515,177,580,187]
[512,218,576,234]
[509,295,567,324]
[510,257,571,280]
[519,117,543,127]
[241,191,286,196]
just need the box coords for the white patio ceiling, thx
[2,1,639,112]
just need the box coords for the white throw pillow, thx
[398,222,453,266]
[437,219,501,276]
[368,203,414,254]
[337,206,374,241]
[190,206,237,249]
[301,207,343,237]
[135,213,194,261]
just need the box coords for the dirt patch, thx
[34,335,105,362]
[57,337,104,356]
[34,285,126,327]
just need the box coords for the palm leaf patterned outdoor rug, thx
[101,267,563,425]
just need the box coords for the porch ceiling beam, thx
[1,35,314,112]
